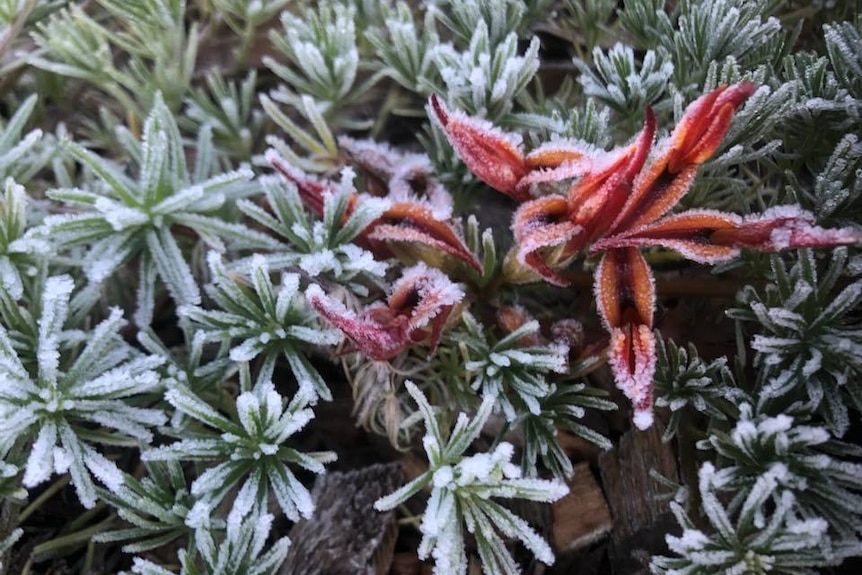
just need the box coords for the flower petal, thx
[571,110,657,241]
[512,195,582,286]
[369,202,482,271]
[593,248,655,331]
[306,284,409,361]
[430,95,529,202]
[710,205,862,251]
[608,324,657,430]
[608,84,754,234]
[592,209,743,263]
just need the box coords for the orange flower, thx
[435,84,862,429]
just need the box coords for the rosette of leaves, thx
[0,274,166,508]
[375,382,567,575]
[457,312,567,421]
[727,248,862,436]
[701,405,862,545]
[236,167,389,295]
[653,336,749,441]
[179,252,342,401]
[35,94,277,326]
[124,508,289,575]
[264,0,365,111]
[143,366,336,523]
[651,462,859,574]
[432,20,539,120]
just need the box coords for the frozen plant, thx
[457,311,567,421]
[180,252,342,402]
[651,462,861,574]
[365,1,440,94]
[236,163,389,295]
[265,0,364,110]
[125,508,289,575]
[653,336,748,441]
[34,94,276,326]
[94,460,198,554]
[702,404,862,544]
[728,248,862,436]
[0,95,46,184]
[143,365,336,523]
[375,382,568,575]
[575,43,674,118]
[433,21,540,120]
[0,274,166,508]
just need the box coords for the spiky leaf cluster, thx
[728,249,862,436]
[456,312,567,421]
[265,0,362,109]
[0,275,166,508]
[35,95,275,326]
[519,379,615,479]
[180,252,342,401]
[143,369,336,523]
[651,462,859,575]
[701,405,862,545]
[237,165,389,295]
[654,336,748,441]
[124,509,289,575]
[94,460,197,554]
[433,21,539,120]
[375,382,568,575]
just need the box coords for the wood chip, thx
[551,462,613,553]
[280,463,403,575]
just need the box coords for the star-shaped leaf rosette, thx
[432,84,862,430]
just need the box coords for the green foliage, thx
[0,0,859,573]
[374,382,568,575]
[728,249,862,436]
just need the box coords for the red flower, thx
[434,84,862,429]
[307,263,465,360]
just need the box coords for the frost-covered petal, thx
[594,248,655,330]
[607,324,657,430]
[430,94,528,201]
[710,205,862,252]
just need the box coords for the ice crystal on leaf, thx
[434,83,862,428]
[0,275,166,508]
[375,382,567,575]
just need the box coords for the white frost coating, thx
[185,500,212,529]
[633,409,654,431]
[85,449,124,492]
[22,422,57,487]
